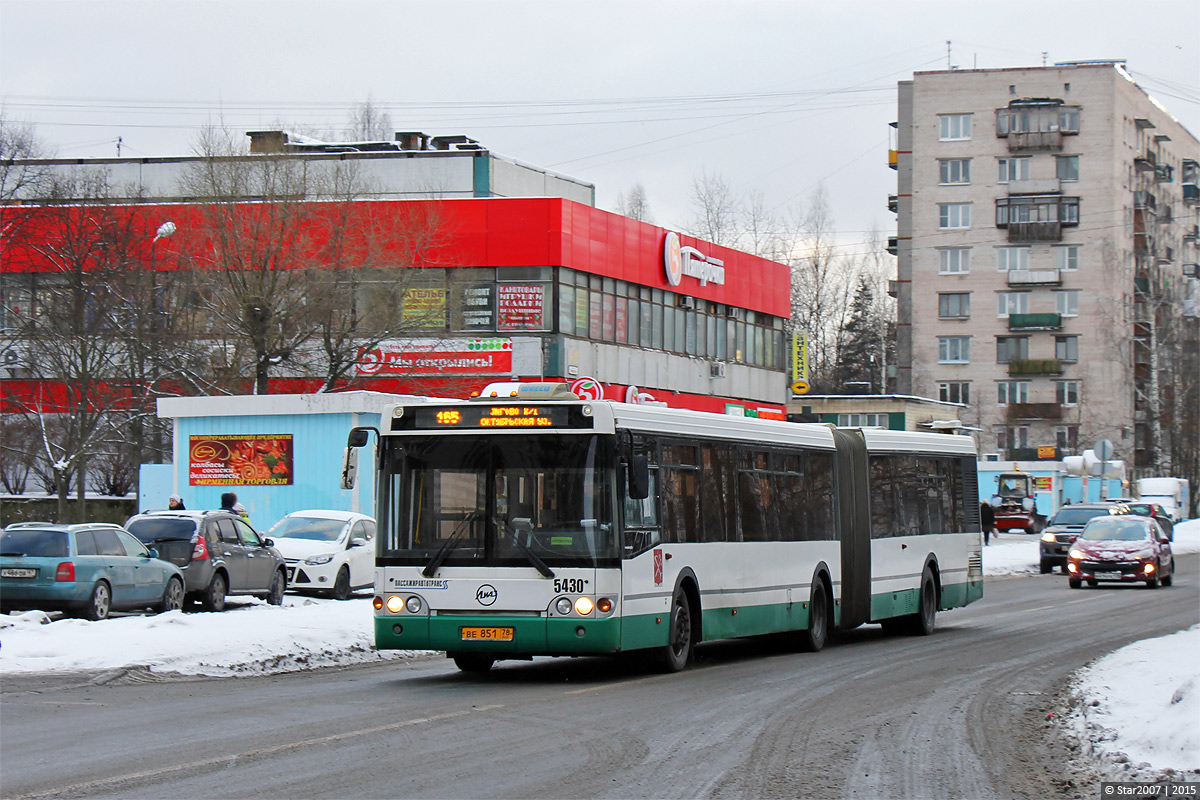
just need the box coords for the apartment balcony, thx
[1007,269,1062,286]
[1135,190,1158,214]
[886,236,898,256]
[888,194,898,213]
[1007,221,1062,242]
[1184,183,1199,205]
[1155,164,1174,182]
[1008,313,1062,331]
[1134,149,1158,173]
[1008,359,1064,377]
[888,150,898,170]
[1006,403,1063,421]
[1184,263,1199,278]
[1006,131,1063,152]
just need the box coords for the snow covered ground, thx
[2,519,1198,774]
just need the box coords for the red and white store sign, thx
[496,284,545,331]
[357,339,513,376]
[663,231,726,288]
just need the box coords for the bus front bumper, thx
[375,613,622,656]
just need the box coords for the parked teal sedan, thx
[0,523,186,620]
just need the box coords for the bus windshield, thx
[377,434,618,568]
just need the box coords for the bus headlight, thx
[385,595,404,613]
[574,596,595,615]
[405,596,423,614]
[555,597,573,616]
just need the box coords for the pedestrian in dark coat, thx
[980,500,995,545]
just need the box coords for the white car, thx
[268,511,375,600]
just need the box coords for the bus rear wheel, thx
[911,566,938,635]
[797,577,829,652]
[657,589,693,673]
[452,654,496,673]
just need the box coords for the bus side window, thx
[623,469,660,557]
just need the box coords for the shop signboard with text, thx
[357,338,514,376]
[189,434,293,486]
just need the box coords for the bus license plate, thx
[461,627,514,641]
[2,568,37,578]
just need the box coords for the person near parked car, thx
[220,492,238,512]
[980,501,994,545]
[168,494,186,510]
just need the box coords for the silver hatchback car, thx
[124,510,287,611]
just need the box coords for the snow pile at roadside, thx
[1068,624,1200,777]
[0,595,423,675]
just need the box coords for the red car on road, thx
[1066,515,1174,589]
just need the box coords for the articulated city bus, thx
[343,382,983,673]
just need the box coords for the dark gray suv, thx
[125,510,286,611]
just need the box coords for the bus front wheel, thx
[657,590,694,673]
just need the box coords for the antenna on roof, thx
[946,40,951,70]
[1042,51,1048,66]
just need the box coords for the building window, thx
[1056,155,1079,181]
[939,381,970,404]
[1054,245,1080,271]
[998,157,1031,183]
[997,381,1030,405]
[1055,335,1079,362]
[996,196,1080,226]
[996,426,1030,451]
[996,104,1080,135]
[996,246,1030,271]
[939,292,970,318]
[837,413,888,428]
[1055,426,1079,451]
[939,203,971,229]
[939,113,972,141]
[939,158,971,184]
[1056,289,1080,317]
[997,291,1030,318]
[1056,380,1080,406]
[938,336,971,363]
[996,336,1029,363]
[939,247,971,274]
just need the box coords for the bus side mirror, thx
[341,426,377,490]
[628,454,649,500]
[340,447,359,491]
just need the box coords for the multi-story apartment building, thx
[892,62,1200,473]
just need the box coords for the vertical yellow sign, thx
[792,331,809,382]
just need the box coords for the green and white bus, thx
[344,382,983,673]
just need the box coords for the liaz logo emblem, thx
[475,584,498,606]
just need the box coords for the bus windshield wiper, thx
[422,512,478,577]
[510,532,555,579]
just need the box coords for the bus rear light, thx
[385,595,404,613]
[373,596,384,610]
[596,597,613,613]
[55,562,75,582]
[574,596,594,615]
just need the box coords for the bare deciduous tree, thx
[616,183,653,223]
[346,96,393,142]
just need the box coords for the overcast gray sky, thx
[3,0,1198,256]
